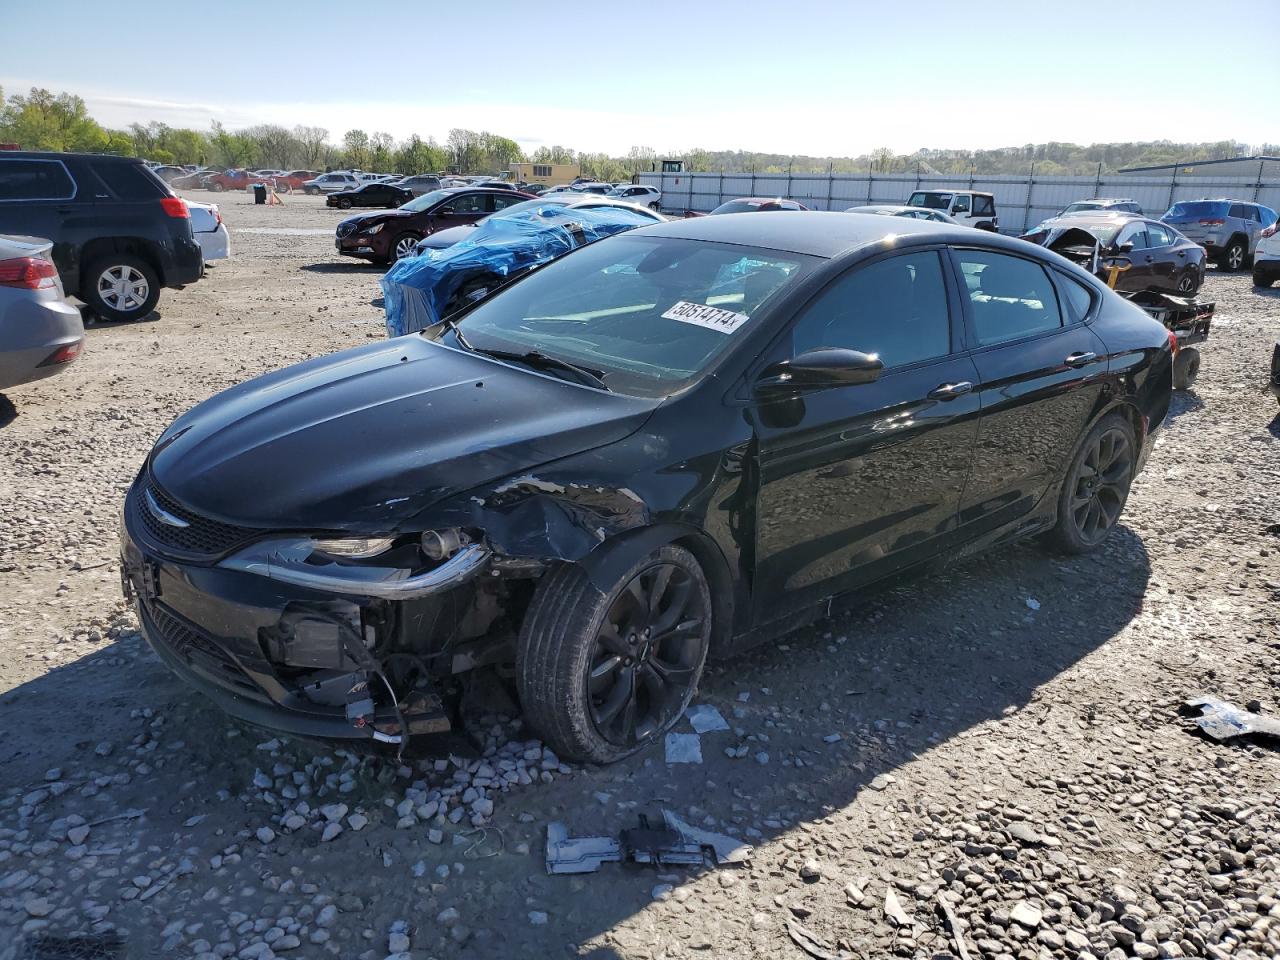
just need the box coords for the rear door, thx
[0,157,82,291]
[953,247,1109,538]
[751,248,980,619]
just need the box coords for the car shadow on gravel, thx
[0,394,16,429]
[0,524,1152,957]
[300,262,386,274]
[1166,389,1206,421]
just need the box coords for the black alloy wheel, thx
[1059,418,1134,551]
[517,544,712,764]
[586,562,707,748]
[1176,270,1197,295]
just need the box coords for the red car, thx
[272,170,319,193]
[335,187,535,263]
[204,170,257,192]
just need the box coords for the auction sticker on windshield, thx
[661,301,750,334]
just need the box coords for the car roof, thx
[632,210,995,258]
[1036,212,1149,229]
[0,150,140,163]
[910,188,994,197]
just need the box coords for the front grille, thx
[336,222,355,238]
[145,601,260,696]
[133,475,259,560]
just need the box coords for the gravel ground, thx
[2,190,1279,960]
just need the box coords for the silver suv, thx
[1160,199,1279,272]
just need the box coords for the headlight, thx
[312,536,396,559]
[361,222,385,235]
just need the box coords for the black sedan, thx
[120,213,1174,764]
[1021,213,1206,296]
[327,181,413,210]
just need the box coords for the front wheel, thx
[1045,414,1135,554]
[390,233,421,261]
[517,544,712,765]
[336,197,352,209]
[305,186,320,196]
[209,182,225,193]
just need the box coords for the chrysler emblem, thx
[144,488,190,528]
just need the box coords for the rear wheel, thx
[305,186,320,196]
[336,197,352,209]
[82,255,160,322]
[1219,238,1247,272]
[517,545,712,764]
[1172,347,1201,390]
[1254,269,1275,288]
[209,182,224,193]
[1176,270,1198,295]
[1046,414,1135,554]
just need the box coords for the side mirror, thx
[756,347,884,395]
[1116,241,1135,253]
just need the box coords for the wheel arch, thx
[578,522,736,658]
[80,237,166,287]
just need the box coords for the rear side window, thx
[1228,204,1250,220]
[1147,222,1173,246]
[1056,273,1096,323]
[792,251,951,368]
[93,162,167,200]
[0,159,76,201]
[958,251,1062,346]
[973,195,995,216]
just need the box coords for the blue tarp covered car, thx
[382,204,656,337]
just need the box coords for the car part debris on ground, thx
[546,810,751,875]
[1183,696,1280,741]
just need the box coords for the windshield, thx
[447,236,816,397]
[907,192,952,210]
[400,189,457,213]
[1164,200,1229,219]
[711,200,772,214]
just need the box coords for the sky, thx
[3,0,1279,158]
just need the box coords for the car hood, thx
[338,209,416,230]
[149,337,658,531]
[417,224,477,249]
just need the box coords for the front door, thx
[751,249,980,621]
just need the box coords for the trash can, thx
[253,183,267,205]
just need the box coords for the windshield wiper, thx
[439,315,474,352]
[474,347,610,391]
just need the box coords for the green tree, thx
[209,121,259,167]
[0,87,109,152]
[342,129,371,169]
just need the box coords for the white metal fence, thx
[636,169,1280,234]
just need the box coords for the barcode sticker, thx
[660,301,750,335]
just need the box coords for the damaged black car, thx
[121,213,1174,764]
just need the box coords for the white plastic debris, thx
[664,732,703,764]
[686,703,730,734]
[1025,597,1041,611]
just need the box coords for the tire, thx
[209,182,224,193]
[305,186,320,196]
[1219,238,1247,272]
[82,255,161,322]
[649,201,660,210]
[1172,347,1201,390]
[1254,270,1275,288]
[517,544,713,765]
[336,197,352,209]
[1045,413,1136,554]
[390,233,421,261]
[1176,270,1199,295]
[276,182,291,195]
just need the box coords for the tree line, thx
[2,86,1275,180]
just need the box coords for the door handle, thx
[1144,255,1154,262]
[926,381,973,400]
[1177,250,1187,257]
[1064,351,1097,368]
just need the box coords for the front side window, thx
[951,194,971,214]
[958,250,1063,346]
[791,252,951,368]
[0,159,76,201]
[1117,223,1151,249]
[452,236,815,397]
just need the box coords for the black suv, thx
[0,152,204,321]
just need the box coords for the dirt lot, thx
[2,190,1279,960]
